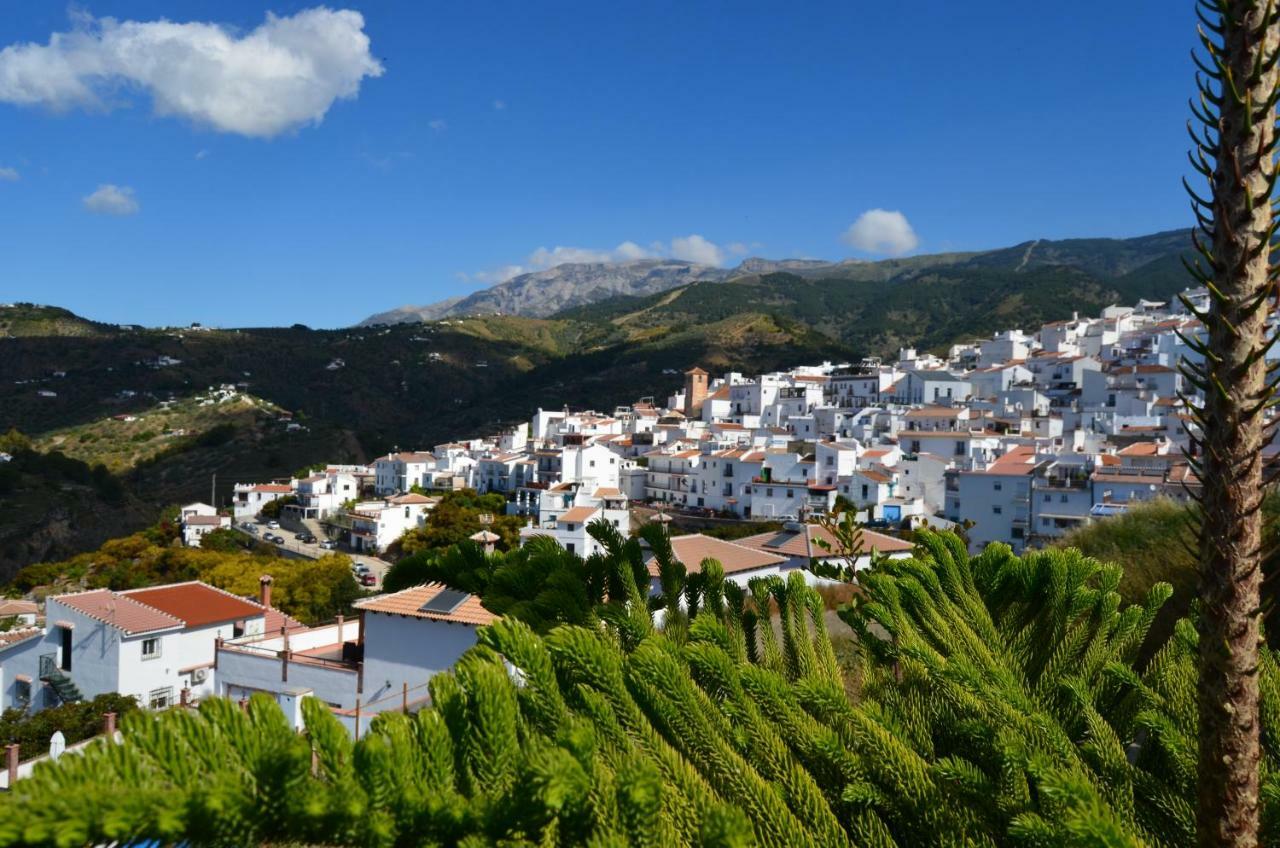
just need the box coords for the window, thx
[1042,517,1051,526]
[766,488,774,497]
[861,484,869,499]
[1060,494,1069,503]
[60,626,72,672]
[1011,527,1024,539]
[148,688,173,710]
[1043,493,1052,502]
[955,441,965,456]
[993,482,1002,491]
[566,543,575,554]
[993,506,1003,514]
[14,679,30,706]
[785,489,793,499]
[142,638,161,660]
[589,460,596,468]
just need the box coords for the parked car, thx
[351,562,371,575]
[243,524,258,534]
[270,534,285,545]
[266,520,280,529]
[359,573,377,587]
[319,539,338,550]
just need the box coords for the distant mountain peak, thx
[358,229,1192,327]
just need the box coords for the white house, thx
[2,582,283,716]
[347,493,437,552]
[179,503,230,546]
[232,482,295,520]
[521,489,630,557]
[953,445,1039,552]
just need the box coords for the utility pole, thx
[211,473,216,508]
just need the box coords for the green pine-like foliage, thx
[2,529,1275,847]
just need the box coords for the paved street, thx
[235,521,392,590]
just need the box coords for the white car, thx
[351,562,371,575]
[319,539,338,550]
[266,520,280,529]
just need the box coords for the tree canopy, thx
[4,530,1272,846]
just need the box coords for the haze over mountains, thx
[359,229,1190,326]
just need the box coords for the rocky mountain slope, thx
[361,259,732,325]
[362,229,1190,325]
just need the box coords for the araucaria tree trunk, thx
[1185,2,1280,845]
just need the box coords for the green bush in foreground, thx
[1,530,1276,846]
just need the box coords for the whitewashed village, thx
[0,285,1247,767]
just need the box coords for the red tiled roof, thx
[263,607,306,634]
[53,589,184,635]
[648,534,786,577]
[356,583,497,626]
[251,484,293,493]
[737,524,914,559]
[0,627,43,650]
[388,493,435,505]
[558,506,601,524]
[981,446,1038,475]
[123,582,265,629]
[0,600,37,617]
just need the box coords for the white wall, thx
[360,613,480,710]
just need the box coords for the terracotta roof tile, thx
[736,524,914,558]
[356,583,497,626]
[52,589,184,635]
[0,600,37,617]
[123,582,266,629]
[558,506,601,524]
[648,534,786,577]
[0,627,43,650]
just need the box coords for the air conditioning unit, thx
[191,667,209,684]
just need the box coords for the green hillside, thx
[0,304,115,338]
[0,228,1195,579]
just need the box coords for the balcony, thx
[1034,475,1089,490]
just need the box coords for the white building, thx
[0,581,288,716]
[232,482,295,520]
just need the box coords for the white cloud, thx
[841,209,919,256]
[428,118,447,132]
[492,99,506,110]
[466,235,739,283]
[0,8,383,138]
[82,183,139,215]
[194,149,209,160]
[0,166,17,181]
[670,234,725,266]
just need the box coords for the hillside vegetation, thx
[7,515,362,625]
[0,229,1194,579]
[33,390,288,473]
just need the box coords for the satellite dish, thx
[48,731,66,761]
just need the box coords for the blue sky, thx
[0,1,1197,328]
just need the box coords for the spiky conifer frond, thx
[3,532,1277,846]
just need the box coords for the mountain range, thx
[0,227,1191,581]
[360,228,1189,326]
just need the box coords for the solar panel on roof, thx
[420,588,469,615]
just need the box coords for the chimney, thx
[259,575,273,609]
